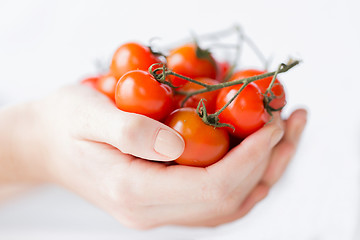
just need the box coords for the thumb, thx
[114,111,185,161]
[75,93,184,161]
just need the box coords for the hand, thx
[207,109,307,226]
[0,85,306,228]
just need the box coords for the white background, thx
[0,0,359,239]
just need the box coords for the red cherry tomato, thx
[165,108,229,167]
[110,42,161,80]
[216,61,231,82]
[95,73,117,101]
[230,69,286,110]
[115,70,173,121]
[216,83,270,139]
[167,43,217,87]
[80,76,100,88]
[173,77,220,113]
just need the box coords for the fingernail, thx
[270,128,284,148]
[154,129,185,159]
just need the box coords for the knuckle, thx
[104,169,150,210]
[105,175,145,207]
[106,191,153,229]
[103,176,132,205]
[220,196,240,215]
[114,203,158,230]
[209,195,239,217]
[201,178,230,202]
[105,182,156,229]
[118,114,145,149]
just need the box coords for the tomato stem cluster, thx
[179,60,298,99]
[155,25,266,80]
[149,59,300,128]
[221,25,243,82]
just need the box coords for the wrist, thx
[0,101,48,184]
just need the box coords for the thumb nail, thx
[153,129,185,159]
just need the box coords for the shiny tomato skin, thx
[216,83,270,139]
[110,42,161,80]
[167,43,217,87]
[165,108,229,167]
[173,77,220,113]
[95,73,117,101]
[115,70,173,121]
[230,69,286,110]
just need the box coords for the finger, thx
[73,86,185,161]
[156,183,269,227]
[261,108,307,186]
[138,162,269,227]
[193,155,270,226]
[117,141,268,208]
[232,183,269,220]
[200,183,270,227]
[207,112,284,189]
[137,115,284,226]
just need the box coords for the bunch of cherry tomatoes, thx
[81,37,298,167]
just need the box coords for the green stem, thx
[243,34,269,70]
[265,63,285,95]
[175,60,300,97]
[167,72,209,87]
[211,82,249,117]
[162,26,239,52]
[222,26,244,82]
[207,43,239,49]
[196,25,240,41]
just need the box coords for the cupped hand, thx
[17,85,306,229]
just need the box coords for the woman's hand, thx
[0,85,306,228]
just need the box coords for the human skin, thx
[0,85,307,228]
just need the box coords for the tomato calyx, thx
[148,63,178,88]
[263,84,286,112]
[196,99,235,131]
[194,42,218,71]
[195,45,212,62]
[262,62,288,121]
[147,45,167,58]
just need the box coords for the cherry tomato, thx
[115,70,173,121]
[110,42,161,80]
[216,83,270,139]
[167,43,217,87]
[216,61,231,82]
[80,76,100,88]
[95,73,117,101]
[165,108,229,167]
[230,69,286,110]
[173,77,220,113]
